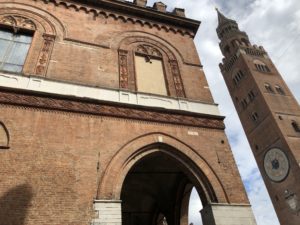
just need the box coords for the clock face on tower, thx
[264,148,290,182]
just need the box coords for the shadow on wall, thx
[0,184,33,225]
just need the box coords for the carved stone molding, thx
[36,34,56,76]
[0,89,225,130]
[0,15,36,30]
[170,60,186,98]
[136,45,162,58]
[119,50,129,89]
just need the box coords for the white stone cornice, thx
[0,72,221,117]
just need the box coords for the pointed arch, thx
[0,122,9,149]
[97,133,229,206]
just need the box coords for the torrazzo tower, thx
[217,9,300,225]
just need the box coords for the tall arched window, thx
[264,83,274,93]
[292,121,300,132]
[135,45,167,95]
[0,14,56,76]
[0,17,35,73]
[118,37,186,98]
[251,112,259,122]
[275,85,285,95]
[232,70,245,86]
[253,59,271,73]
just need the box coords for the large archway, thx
[93,133,257,225]
[121,150,205,225]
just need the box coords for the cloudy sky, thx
[128,0,300,224]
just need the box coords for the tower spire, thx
[216,8,231,26]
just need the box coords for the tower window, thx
[0,29,33,73]
[264,83,274,93]
[253,59,271,73]
[251,112,259,122]
[248,90,256,101]
[291,121,300,132]
[232,70,245,86]
[241,99,248,109]
[275,85,285,95]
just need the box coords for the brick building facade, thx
[0,1,257,225]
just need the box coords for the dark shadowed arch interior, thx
[121,149,209,225]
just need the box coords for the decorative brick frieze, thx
[31,0,195,37]
[36,34,56,76]
[170,60,186,98]
[119,50,129,89]
[0,89,225,130]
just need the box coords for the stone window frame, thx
[118,37,186,98]
[133,44,170,96]
[0,13,56,77]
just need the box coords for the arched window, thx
[0,20,34,73]
[251,112,259,122]
[118,37,186,98]
[134,45,167,95]
[232,70,245,86]
[253,59,271,73]
[275,85,285,95]
[264,83,274,93]
[241,99,248,109]
[248,90,255,101]
[0,14,56,76]
[291,121,300,132]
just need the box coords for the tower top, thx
[216,9,237,28]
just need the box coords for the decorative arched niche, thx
[118,36,186,98]
[0,10,58,76]
[0,122,9,149]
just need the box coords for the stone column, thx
[92,200,122,225]
[201,203,257,225]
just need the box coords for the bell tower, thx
[216,9,300,225]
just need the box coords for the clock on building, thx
[264,148,290,182]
